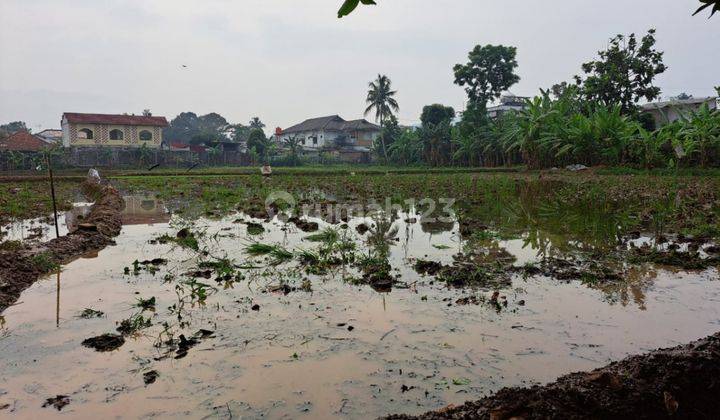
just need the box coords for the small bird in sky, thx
[181,65,188,68]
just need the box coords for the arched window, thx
[109,129,124,140]
[78,128,94,140]
[139,130,153,141]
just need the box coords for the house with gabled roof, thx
[61,112,169,148]
[277,115,380,151]
[0,131,49,152]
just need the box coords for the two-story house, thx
[277,115,380,151]
[61,113,169,148]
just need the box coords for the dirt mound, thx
[0,180,124,313]
[385,332,720,419]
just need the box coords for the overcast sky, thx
[0,0,717,131]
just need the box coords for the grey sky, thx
[0,0,717,131]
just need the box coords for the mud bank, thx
[0,180,124,313]
[386,332,720,420]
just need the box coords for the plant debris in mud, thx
[245,222,265,235]
[157,329,215,360]
[78,308,105,319]
[150,228,200,251]
[143,370,159,385]
[414,260,443,276]
[42,395,70,411]
[629,247,720,270]
[522,257,623,283]
[81,333,125,352]
[288,216,319,232]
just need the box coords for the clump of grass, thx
[301,278,313,292]
[296,249,320,265]
[151,228,200,251]
[305,228,340,243]
[116,314,152,336]
[245,243,293,264]
[29,252,59,272]
[0,240,24,252]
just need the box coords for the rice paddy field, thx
[1,168,719,418]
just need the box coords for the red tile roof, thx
[0,131,48,152]
[63,112,169,127]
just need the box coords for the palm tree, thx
[365,74,399,163]
[249,117,265,130]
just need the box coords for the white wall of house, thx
[643,98,717,127]
[61,117,71,147]
[279,129,343,150]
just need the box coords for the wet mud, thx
[0,180,124,313]
[386,332,720,419]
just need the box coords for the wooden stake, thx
[46,153,60,239]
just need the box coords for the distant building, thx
[36,129,64,145]
[641,97,718,127]
[61,113,169,148]
[0,131,48,152]
[277,115,380,152]
[487,95,529,119]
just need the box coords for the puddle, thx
[0,204,719,418]
[0,195,168,243]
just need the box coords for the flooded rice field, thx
[1,188,720,418]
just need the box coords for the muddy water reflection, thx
[1,195,168,244]
[0,210,719,418]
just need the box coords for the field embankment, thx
[386,332,720,419]
[0,179,124,313]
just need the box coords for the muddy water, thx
[1,203,719,418]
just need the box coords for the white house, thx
[641,97,717,127]
[277,115,380,151]
[487,95,529,119]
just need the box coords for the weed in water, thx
[116,314,152,336]
[135,296,157,311]
[78,308,105,319]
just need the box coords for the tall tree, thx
[0,121,29,135]
[453,45,520,108]
[421,104,456,127]
[574,29,667,115]
[164,112,231,144]
[365,74,399,162]
[419,105,455,166]
[247,128,270,159]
